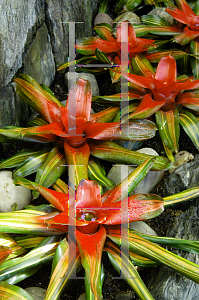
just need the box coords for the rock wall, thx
[0,0,98,128]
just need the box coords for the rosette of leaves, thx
[140,0,199,79]
[0,160,198,299]
[0,74,171,196]
[106,54,199,161]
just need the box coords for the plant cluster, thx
[0,0,199,299]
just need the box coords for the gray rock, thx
[106,148,164,196]
[65,72,99,95]
[114,12,141,24]
[25,287,46,300]
[148,156,199,299]
[0,84,29,128]
[149,207,199,300]
[45,0,98,67]
[23,24,55,86]
[147,8,174,25]
[0,0,44,89]
[113,291,134,300]
[0,171,32,212]
[169,151,194,174]
[164,154,199,208]
[129,221,157,236]
[94,13,113,27]
[78,294,86,300]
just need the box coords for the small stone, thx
[169,151,194,173]
[147,8,174,25]
[94,13,113,27]
[114,12,141,24]
[114,291,134,300]
[78,293,86,300]
[136,147,159,156]
[64,73,99,96]
[0,171,32,212]
[25,287,46,300]
[106,147,164,197]
[129,221,157,236]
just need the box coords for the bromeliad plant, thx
[140,0,199,78]
[0,159,199,299]
[0,74,171,193]
[59,23,157,82]
[111,54,199,160]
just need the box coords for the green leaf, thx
[164,185,199,207]
[102,158,156,203]
[130,230,199,254]
[0,236,59,281]
[0,209,66,235]
[15,236,45,249]
[155,106,179,152]
[45,238,81,300]
[141,14,170,26]
[105,240,155,300]
[95,48,111,64]
[132,54,155,77]
[179,109,199,149]
[27,117,48,127]
[94,23,113,40]
[0,233,25,259]
[190,41,199,79]
[0,282,34,300]
[125,0,143,10]
[4,267,41,285]
[145,49,188,63]
[88,158,115,189]
[33,146,67,199]
[108,230,199,283]
[89,140,173,171]
[0,148,47,169]
[13,148,50,178]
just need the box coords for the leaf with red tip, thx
[76,37,118,55]
[166,6,189,25]
[129,94,166,119]
[174,27,199,45]
[12,77,62,124]
[0,246,12,264]
[172,0,196,16]
[155,55,177,85]
[145,49,188,63]
[120,71,156,90]
[102,193,164,224]
[177,91,199,111]
[85,120,157,140]
[76,179,102,208]
[14,177,70,211]
[76,225,106,300]
[94,23,115,42]
[66,78,92,123]
[132,54,155,77]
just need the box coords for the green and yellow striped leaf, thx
[15,236,45,250]
[0,233,25,259]
[0,148,47,170]
[13,148,50,178]
[33,146,67,199]
[190,40,199,79]
[107,229,199,283]
[155,106,180,152]
[0,282,34,300]
[89,140,173,171]
[105,239,155,300]
[141,14,170,26]
[180,109,199,149]
[164,185,199,207]
[45,238,81,300]
[88,158,115,189]
[102,158,155,203]
[132,54,155,77]
[94,23,113,41]
[0,237,59,282]
[95,48,111,64]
